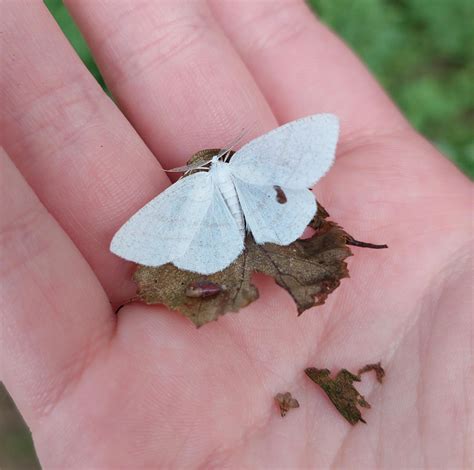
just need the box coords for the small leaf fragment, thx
[305,368,371,425]
[274,392,300,417]
[358,362,385,383]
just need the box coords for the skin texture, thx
[0,1,472,468]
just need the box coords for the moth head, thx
[162,149,217,176]
[164,128,247,174]
[164,149,235,176]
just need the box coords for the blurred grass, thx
[2,1,473,468]
[0,385,39,469]
[309,0,474,177]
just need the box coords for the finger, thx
[1,1,168,303]
[64,0,277,170]
[209,0,409,142]
[0,148,114,427]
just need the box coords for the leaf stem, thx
[345,236,388,249]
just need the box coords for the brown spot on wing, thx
[273,185,287,204]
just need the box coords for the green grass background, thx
[1,1,472,468]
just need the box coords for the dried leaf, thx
[305,368,370,425]
[132,149,386,327]
[274,392,300,417]
[358,362,385,383]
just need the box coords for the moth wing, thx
[230,113,339,189]
[110,172,244,273]
[172,185,244,274]
[231,175,316,245]
[110,172,211,267]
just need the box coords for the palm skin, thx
[1,1,471,468]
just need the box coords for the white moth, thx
[110,113,339,274]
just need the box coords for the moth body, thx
[209,159,245,235]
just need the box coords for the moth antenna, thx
[164,160,211,173]
[216,127,249,161]
[162,165,191,173]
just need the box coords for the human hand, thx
[1,1,471,467]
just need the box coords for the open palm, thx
[1,2,471,468]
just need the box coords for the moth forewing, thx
[228,113,339,188]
